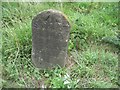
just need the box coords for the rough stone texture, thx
[32,9,70,69]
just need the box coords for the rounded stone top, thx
[32,9,71,28]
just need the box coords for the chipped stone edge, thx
[33,9,71,28]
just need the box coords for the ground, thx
[1,2,120,88]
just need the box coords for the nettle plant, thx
[68,7,117,51]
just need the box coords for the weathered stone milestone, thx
[32,9,70,69]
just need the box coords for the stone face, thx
[32,9,70,69]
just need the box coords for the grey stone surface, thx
[32,9,70,69]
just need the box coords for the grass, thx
[1,2,119,88]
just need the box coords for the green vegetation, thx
[1,2,119,88]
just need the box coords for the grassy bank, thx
[2,2,119,88]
